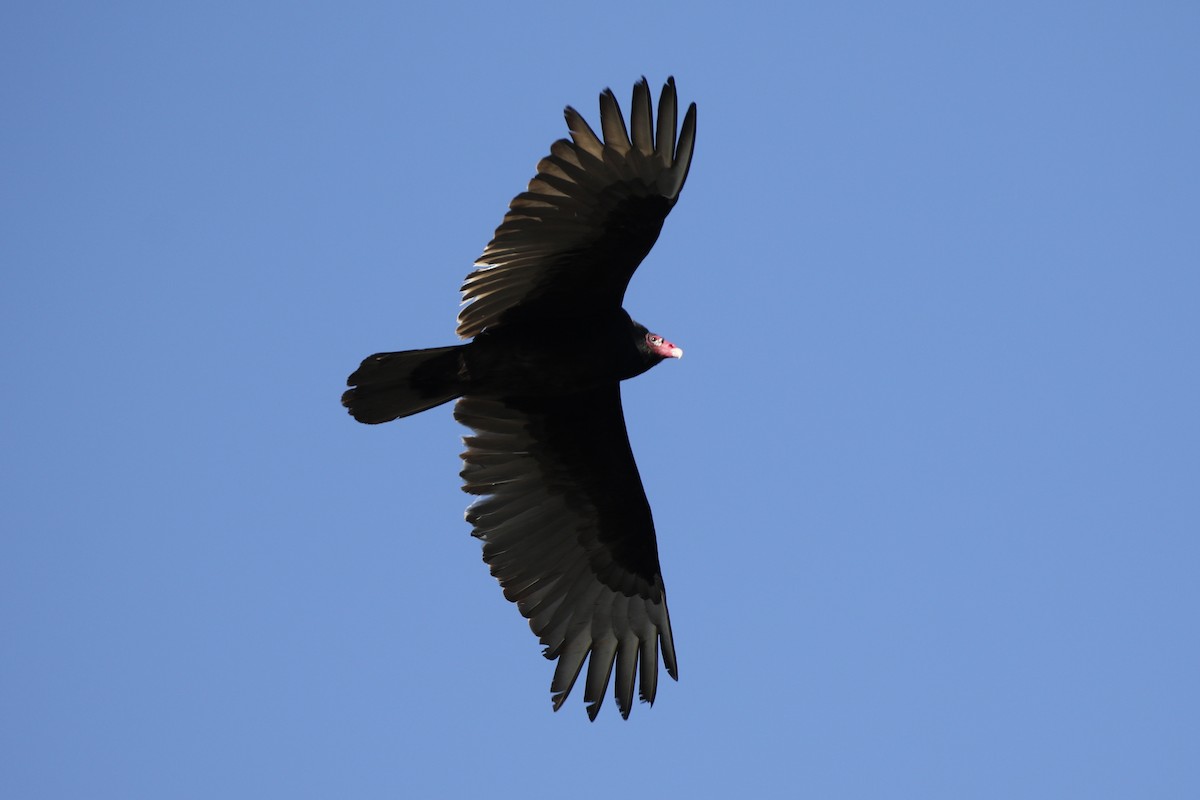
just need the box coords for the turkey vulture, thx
[343,77,697,719]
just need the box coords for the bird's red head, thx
[645,332,683,360]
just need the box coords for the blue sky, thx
[3,2,1198,797]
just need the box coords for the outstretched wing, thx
[457,77,697,339]
[454,387,677,719]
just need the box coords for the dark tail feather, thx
[342,345,465,424]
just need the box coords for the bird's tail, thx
[342,345,465,424]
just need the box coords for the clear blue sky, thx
[3,2,1198,797]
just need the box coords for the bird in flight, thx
[343,77,697,719]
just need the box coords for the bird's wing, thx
[454,387,677,719]
[457,77,697,339]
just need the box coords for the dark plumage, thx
[343,77,696,719]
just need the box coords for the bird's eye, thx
[648,335,662,345]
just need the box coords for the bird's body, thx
[343,78,696,719]
[467,310,670,395]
